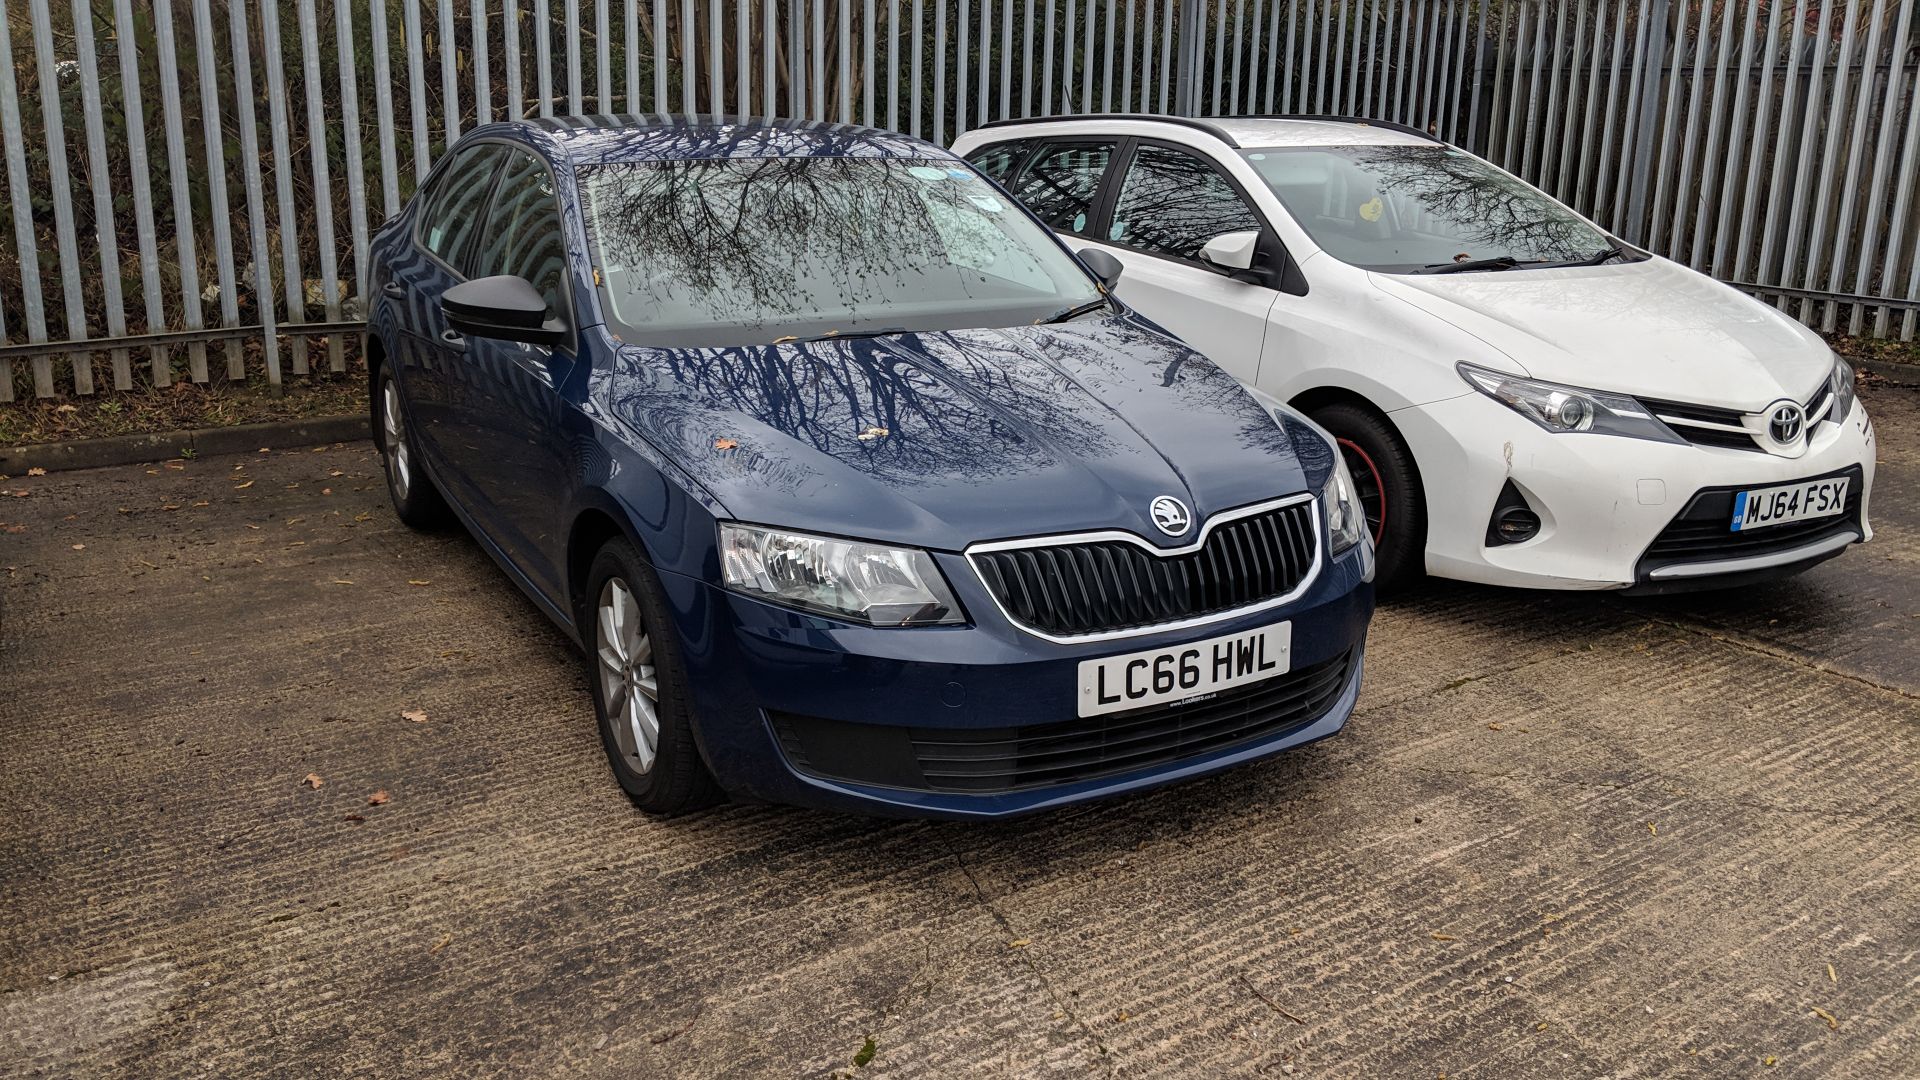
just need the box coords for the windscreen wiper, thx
[773,327,909,345]
[1035,298,1111,324]
[1419,255,1529,275]
[1572,242,1630,266]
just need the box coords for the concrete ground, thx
[2,378,1916,1079]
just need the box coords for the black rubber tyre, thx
[1308,401,1427,594]
[375,366,452,529]
[584,537,723,816]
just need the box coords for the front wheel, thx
[585,538,722,816]
[1308,402,1426,593]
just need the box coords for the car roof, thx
[967,113,1439,150]
[469,113,953,167]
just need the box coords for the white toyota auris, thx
[953,115,1876,593]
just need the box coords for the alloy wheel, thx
[596,577,661,774]
[382,380,411,500]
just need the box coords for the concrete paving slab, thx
[2,385,1915,1078]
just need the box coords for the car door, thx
[442,147,577,602]
[390,142,508,493]
[1084,141,1279,386]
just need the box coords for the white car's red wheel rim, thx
[1337,437,1388,545]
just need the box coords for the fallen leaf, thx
[1536,1022,1549,1032]
[234,480,255,489]
[329,469,344,477]
[1765,1056,1777,1067]
[70,544,85,551]
[1811,1006,1839,1031]
[855,426,889,441]
[161,504,179,511]
[401,709,428,724]
[55,403,77,413]
[366,790,391,806]
[302,773,325,789]
[1114,1010,1131,1022]
[407,580,431,587]
[192,501,209,508]
[321,488,333,495]
[1647,822,1658,836]
[1007,938,1031,949]
[1431,933,1458,942]
[713,437,738,450]
[332,579,354,585]
[430,932,453,954]
[258,447,271,453]
[245,523,261,530]
[341,813,365,823]
[26,467,46,476]
[1487,721,1504,731]
[851,1035,876,1068]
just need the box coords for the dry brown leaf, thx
[9,490,28,498]
[321,488,333,496]
[367,790,391,806]
[407,580,431,587]
[1647,822,1658,836]
[713,437,739,450]
[401,709,428,724]
[234,480,255,490]
[302,773,325,789]
[1007,938,1031,949]
[430,932,453,953]
[1811,1006,1839,1031]
[245,523,261,530]
[69,544,85,551]
[332,579,354,585]
[341,813,365,823]
[1430,933,1458,942]
[26,467,46,476]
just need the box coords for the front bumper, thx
[653,544,1373,818]
[1392,392,1876,590]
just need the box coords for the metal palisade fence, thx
[1,0,1917,400]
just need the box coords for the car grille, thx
[969,499,1319,639]
[769,650,1354,795]
[1640,380,1838,454]
[1638,466,1864,569]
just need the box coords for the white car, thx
[953,115,1876,593]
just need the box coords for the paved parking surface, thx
[3,378,1917,1078]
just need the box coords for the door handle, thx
[440,328,466,352]
[382,281,405,298]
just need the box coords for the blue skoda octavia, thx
[367,115,1375,819]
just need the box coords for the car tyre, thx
[585,537,723,816]
[1309,402,1425,593]
[376,366,452,529]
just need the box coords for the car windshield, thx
[1238,145,1613,273]
[581,156,1104,346]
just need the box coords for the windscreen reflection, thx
[583,157,1102,347]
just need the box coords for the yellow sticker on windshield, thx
[1359,196,1384,222]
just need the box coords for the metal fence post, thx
[1623,0,1671,246]
[1173,0,1204,116]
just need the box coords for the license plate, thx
[1730,477,1849,532]
[1077,622,1291,718]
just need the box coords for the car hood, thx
[1369,258,1833,410]
[597,316,1327,552]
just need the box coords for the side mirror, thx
[443,275,567,347]
[1077,247,1124,289]
[1199,229,1261,273]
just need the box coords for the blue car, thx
[367,115,1375,819]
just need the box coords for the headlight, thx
[1457,363,1683,443]
[719,524,965,627]
[1323,453,1365,555]
[1828,356,1857,422]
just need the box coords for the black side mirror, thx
[442,275,567,347]
[1077,247,1124,289]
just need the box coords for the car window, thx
[474,150,569,323]
[1008,141,1114,239]
[1239,145,1612,272]
[421,144,507,272]
[583,157,1103,347]
[1108,143,1264,262]
[965,141,1027,184]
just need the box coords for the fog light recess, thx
[1485,481,1542,546]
